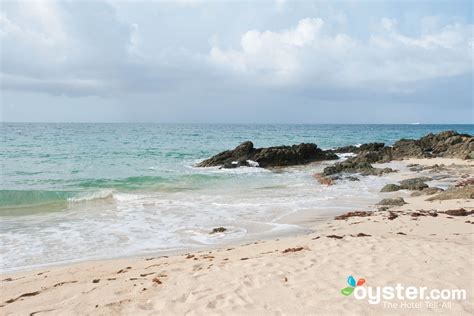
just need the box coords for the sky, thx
[0,0,473,123]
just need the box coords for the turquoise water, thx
[2,123,473,203]
[1,123,473,271]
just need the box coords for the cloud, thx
[0,0,135,96]
[209,17,473,88]
[210,18,325,82]
[0,0,472,124]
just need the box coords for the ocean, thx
[1,123,473,272]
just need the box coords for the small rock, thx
[377,198,406,206]
[399,178,429,191]
[210,227,226,234]
[380,184,401,192]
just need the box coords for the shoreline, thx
[1,158,472,273]
[0,221,317,276]
[1,157,473,314]
[2,156,450,276]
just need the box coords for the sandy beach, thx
[2,0,473,313]
[1,158,473,315]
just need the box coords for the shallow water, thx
[1,123,472,272]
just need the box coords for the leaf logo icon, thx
[341,275,365,296]
[341,286,354,296]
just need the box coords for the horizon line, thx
[1,121,473,125]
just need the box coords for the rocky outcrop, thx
[390,131,473,160]
[324,141,395,176]
[333,142,385,154]
[322,146,396,177]
[197,141,338,168]
[325,131,472,179]
[323,160,394,176]
[333,131,473,162]
[198,131,472,173]
[381,178,433,193]
[426,186,474,201]
[197,141,254,168]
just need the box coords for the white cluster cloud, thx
[210,18,326,83]
[210,17,473,88]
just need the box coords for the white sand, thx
[1,158,473,315]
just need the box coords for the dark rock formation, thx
[198,141,254,168]
[198,131,472,173]
[197,141,338,168]
[210,227,227,234]
[326,131,472,179]
[333,142,385,154]
[381,178,435,193]
[334,131,472,161]
[391,131,473,160]
[322,159,394,176]
[398,178,430,191]
[332,145,360,154]
[380,184,401,192]
[377,197,406,206]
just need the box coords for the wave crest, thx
[67,190,115,203]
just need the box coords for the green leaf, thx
[341,287,354,296]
